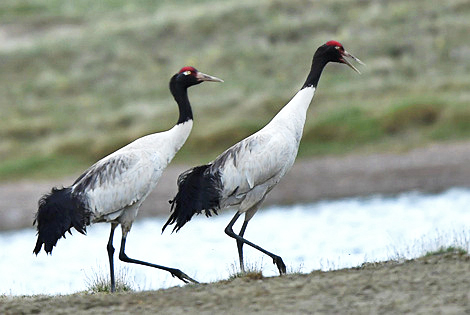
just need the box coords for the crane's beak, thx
[196,72,224,82]
[340,50,365,74]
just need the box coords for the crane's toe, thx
[170,269,199,284]
[273,255,286,274]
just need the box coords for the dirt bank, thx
[1,252,469,314]
[2,141,470,231]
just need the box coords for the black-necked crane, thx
[162,41,363,274]
[33,66,223,292]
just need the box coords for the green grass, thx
[1,0,470,180]
[387,229,470,262]
[226,260,265,281]
[224,259,306,282]
[84,266,135,293]
[227,270,264,282]
[424,246,467,257]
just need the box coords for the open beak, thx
[340,50,365,74]
[196,72,224,82]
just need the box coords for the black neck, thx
[301,53,330,90]
[170,75,193,124]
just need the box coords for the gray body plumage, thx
[74,121,192,233]
[164,87,316,232]
[214,88,314,216]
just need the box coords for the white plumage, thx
[75,121,193,227]
[216,87,315,214]
[34,67,222,292]
[163,41,363,274]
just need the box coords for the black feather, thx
[162,164,221,233]
[33,187,91,255]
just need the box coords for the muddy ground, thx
[1,252,469,314]
[3,141,470,231]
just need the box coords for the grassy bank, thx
[2,253,469,314]
[1,0,470,180]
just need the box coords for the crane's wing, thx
[211,130,296,199]
[72,150,158,216]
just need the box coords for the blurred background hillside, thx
[1,0,470,181]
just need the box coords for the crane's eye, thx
[335,46,340,50]
[183,71,192,75]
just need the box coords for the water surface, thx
[1,188,469,295]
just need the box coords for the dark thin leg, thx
[237,221,249,273]
[225,211,286,275]
[107,223,118,293]
[118,234,198,284]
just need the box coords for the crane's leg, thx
[107,223,118,293]
[118,230,199,284]
[237,220,248,273]
[225,211,286,275]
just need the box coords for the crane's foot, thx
[273,255,286,275]
[169,268,199,284]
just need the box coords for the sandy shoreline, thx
[2,141,470,231]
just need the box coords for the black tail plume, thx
[33,187,91,255]
[162,164,221,233]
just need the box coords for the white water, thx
[1,188,470,296]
